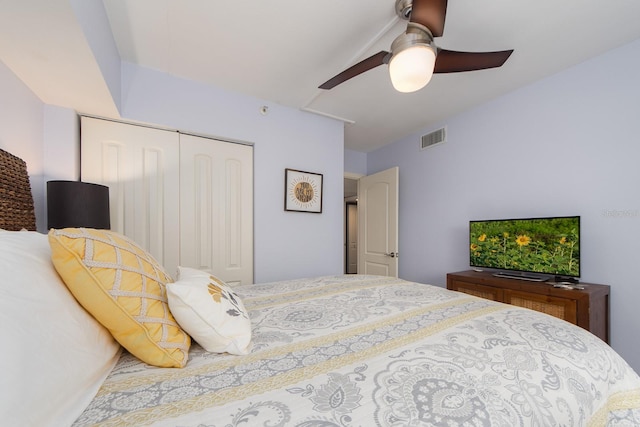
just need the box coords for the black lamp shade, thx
[47,180,110,229]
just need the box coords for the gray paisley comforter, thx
[73,275,640,426]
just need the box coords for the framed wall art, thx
[284,168,323,213]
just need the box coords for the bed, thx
[2,147,640,426]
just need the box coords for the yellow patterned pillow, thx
[48,228,190,368]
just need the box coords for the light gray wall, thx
[368,37,640,372]
[1,58,345,284]
[0,60,45,230]
[43,105,80,183]
[344,148,367,176]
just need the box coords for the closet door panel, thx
[225,158,243,269]
[137,147,167,268]
[179,134,253,285]
[99,142,127,234]
[182,153,216,271]
[81,117,180,278]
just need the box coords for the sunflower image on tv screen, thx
[469,216,580,277]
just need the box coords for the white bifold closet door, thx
[179,134,252,286]
[80,116,253,285]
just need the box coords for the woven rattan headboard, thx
[0,148,37,231]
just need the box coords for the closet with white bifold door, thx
[80,116,253,285]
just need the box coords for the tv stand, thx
[492,272,547,282]
[447,270,610,343]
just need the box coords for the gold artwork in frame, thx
[284,168,323,213]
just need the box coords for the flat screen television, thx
[469,216,580,280]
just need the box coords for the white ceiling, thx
[2,1,640,152]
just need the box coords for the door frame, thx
[344,173,363,274]
[345,201,358,273]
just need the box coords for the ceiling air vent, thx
[420,127,446,150]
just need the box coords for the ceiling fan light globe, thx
[389,45,435,93]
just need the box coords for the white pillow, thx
[0,230,121,427]
[167,267,252,355]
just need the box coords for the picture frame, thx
[284,168,323,213]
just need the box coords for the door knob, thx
[384,252,398,258]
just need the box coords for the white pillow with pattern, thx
[167,267,252,355]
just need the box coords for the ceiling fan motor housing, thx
[395,0,413,20]
[390,23,436,59]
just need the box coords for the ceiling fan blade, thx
[319,51,389,90]
[434,49,514,73]
[410,0,447,37]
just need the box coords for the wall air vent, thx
[420,127,446,150]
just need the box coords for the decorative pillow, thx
[48,228,190,368]
[0,230,121,426]
[167,267,252,355]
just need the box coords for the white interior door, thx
[357,167,399,277]
[81,116,180,276]
[179,134,253,286]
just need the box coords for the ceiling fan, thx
[319,0,513,93]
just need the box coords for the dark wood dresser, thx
[446,270,610,344]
